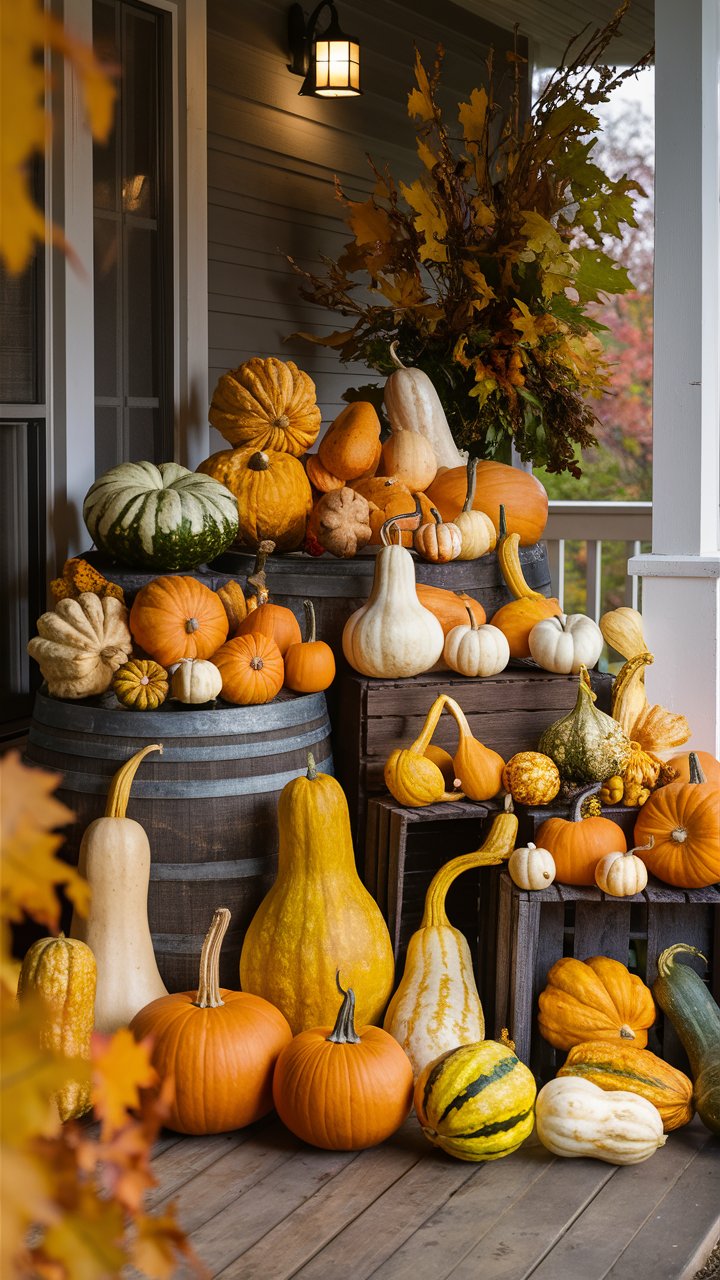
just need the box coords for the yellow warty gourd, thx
[383,803,518,1078]
[240,754,395,1033]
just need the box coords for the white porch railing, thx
[544,501,653,619]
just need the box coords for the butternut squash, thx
[70,745,168,1032]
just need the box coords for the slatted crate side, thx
[494,873,720,1079]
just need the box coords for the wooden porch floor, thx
[151,1114,720,1280]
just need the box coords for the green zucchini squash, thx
[652,943,720,1135]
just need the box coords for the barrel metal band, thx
[31,689,328,736]
[149,856,272,881]
[27,719,330,763]
[53,755,334,797]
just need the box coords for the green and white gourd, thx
[83,461,239,570]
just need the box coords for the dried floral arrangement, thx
[292,3,652,475]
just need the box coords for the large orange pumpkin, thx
[272,976,413,1150]
[426,460,548,546]
[198,447,312,552]
[535,783,627,886]
[633,753,720,888]
[130,908,292,1134]
[212,633,284,705]
[538,955,656,1051]
[666,750,720,785]
[129,576,228,667]
[235,601,301,656]
[209,357,321,455]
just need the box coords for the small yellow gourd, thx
[508,843,556,891]
[384,804,518,1078]
[70,745,168,1032]
[594,837,653,897]
[17,934,97,1121]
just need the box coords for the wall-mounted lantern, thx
[287,1,362,98]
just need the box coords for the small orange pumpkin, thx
[272,974,414,1151]
[129,576,229,667]
[130,908,292,1134]
[538,955,656,1051]
[413,508,462,563]
[633,753,720,888]
[535,783,628,886]
[284,600,336,694]
[235,601,302,656]
[213,633,284,705]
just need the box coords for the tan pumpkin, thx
[443,609,509,678]
[502,752,561,806]
[426,460,549,546]
[170,657,223,704]
[380,428,437,491]
[413,509,462,563]
[318,402,381,480]
[312,486,372,558]
[454,458,497,560]
[209,356,321,455]
[28,593,132,699]
[594,838,653,897]
[508,843,557,891]
[198,447,312,553]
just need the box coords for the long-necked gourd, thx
[384,802,518,1078]
[240,753,395,1034]
[70,744,168,1032]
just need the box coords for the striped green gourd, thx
[414,1038,536,1161]
[83,461,239,570]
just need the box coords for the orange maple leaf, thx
[91,1030,158,1139]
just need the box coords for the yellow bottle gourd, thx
[70,744,168,1033]
[384,694,464,807]
[17,933,97,1121]
[384,803,518,1078]
[240,754,395,1033]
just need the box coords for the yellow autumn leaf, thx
[347,198,393,248]
[416,138,439,172]
[511,299,543,345]
[458,86,488,143]
[462,261,496,312]
[407,49,434,121]
[132,1207,208,1280]
[520,210,564,255]
[91,1030,158,1138]
[0,1145,56,1279]
[376,271,428,308]
[1,992,82,1146]
[471,196,495,229]
[399,180,447,263]
[41,1192,127,1280]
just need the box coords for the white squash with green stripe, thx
[415,1039,537,1161]
[83,461,239,570]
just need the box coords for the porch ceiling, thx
[453,0,654,67]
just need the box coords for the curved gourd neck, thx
[105,744,163,818]
[497,504,546,603]
[421,808,517,927]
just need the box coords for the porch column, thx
[628,0,720,756]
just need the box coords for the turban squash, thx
[209,356,321,455]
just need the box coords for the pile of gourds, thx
[28,543,336,708]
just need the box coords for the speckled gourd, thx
[17,934,97,1121]
[538,665,631,783]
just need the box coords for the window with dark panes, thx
[93,0,174,474]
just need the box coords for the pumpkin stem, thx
[688,752,706,785]
[388,340,406,370]
[627,835,654,857]
[250,656,264,671]
[105,744,163,819]
[569,781,603,824]
[430,507,443,526]
[248,452,270,472]
[464,604,479,632]
[326,972,361,1044]
[421,810,518,927]
[247,540,274,605]
[306,752,317,780]
[194,907,229,1008]
[185,617,199,634]
[463,456,478,513]
[656,943,708,979]
[302,599,316,644]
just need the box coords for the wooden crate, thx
[336,667,612,853]
[494,870,720,1079]
[366,795,505,1027]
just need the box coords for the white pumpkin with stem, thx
[171,657,223,704]
[529,612,604,674]
[455,457,497,560]
[342,517,444,678]
[383,342,465,471]
[595,837,654,897]
[508,842,556,891]
[443,607,510,677]
[70,745,168,1032]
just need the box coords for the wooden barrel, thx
[25,688,333,993]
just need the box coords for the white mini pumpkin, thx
[529,613,604,674]
[594,837,653,897]
[171,658,223,704]
[443,609,510,678]
[508,842,556,891]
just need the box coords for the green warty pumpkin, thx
[538,666,631,784]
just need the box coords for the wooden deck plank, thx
[604,1134,720,1280]
[528,1120,714,1279]
[215,1122,427,1279]
[146,1128,253,1209]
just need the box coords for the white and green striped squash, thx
[415,1039,537,1162]
[83,461,239,571]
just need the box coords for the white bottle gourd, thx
[71,744,168,1032]
[383,343,465,472]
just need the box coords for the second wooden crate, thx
[493,870,720,1080]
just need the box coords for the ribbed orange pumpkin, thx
[209,357,321,455]
[212,633,284,705]
[235,601,301,656]
[129,576,229,667]
[272,976,414,1150]
[538,956,656,1051]
[535,784,627,886]
[130,908,292,1134]
[198,447,312,552]
[426,459,548,546]
[633,753,720,888]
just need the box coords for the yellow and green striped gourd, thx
[415,1038,537,1161]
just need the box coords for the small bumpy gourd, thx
[539,666,631,784]
[17,934,97,1121]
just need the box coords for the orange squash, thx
[212,633,284,705]
[557,1041,694,1132]
[209,356,321,455]
[305,453,345,493]
[198,447,312,552]
[129,576,229,667]
[535,783,627,886]
[235,601,301,656]
[490,506,561,658]
[444,694,505,802]
[633,753,720,888]
[666,750,720,785]
[318,402,381,481]
[538,955,656,1051]
[130,908,292,1134]
[426,459,548,546]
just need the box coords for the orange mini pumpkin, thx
[634,753,720,888]
[130,908,292,1134]
[235,601,301,656]
[535,783,627,886]
[129,576,229,667]
[213,632,284,705]
[426,459,548,546]
[284,600,335,694]
[538,955,656,1051]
